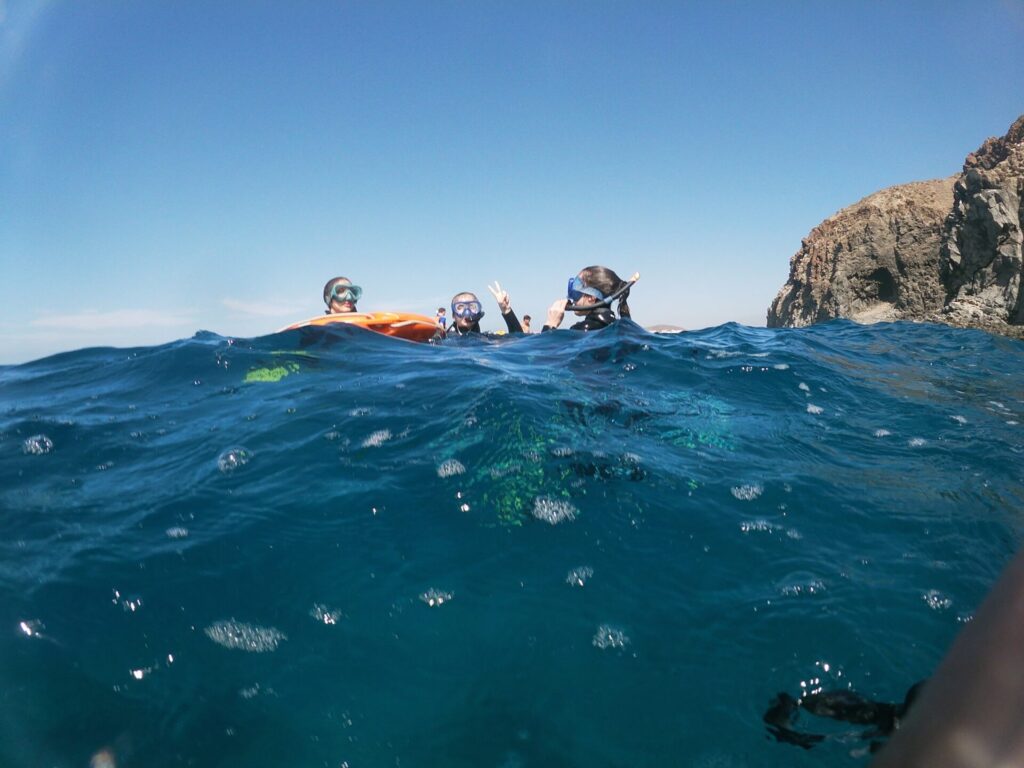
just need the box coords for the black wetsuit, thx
[543,308,617,332]
[448,310,523,336]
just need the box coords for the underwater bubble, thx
[908,438,927,447]
[550,446,574,458]
[874,429,891,437]
[798,382,810,393]
[740,519,775,534]
[204,619,287,652]
[531,497,577,525]
[112,589,143,613]
[22,435,54,455]
[780,579,826,597]
[165,527,189,539]
[310,604,342,625]
[806,404,823,415]
[129,667,152,681]
[566,566,594,587]
[437,459,466,478]
[773,363,790,370]
[18,619,44,637]
[951,415,967,425]
[730,484,763,501]
[922,590,952,611]
[239,682,276,699]
[419,588,453,607]
[362,429,391,448]
[489,462,522,479]
[349,407,372,417]
[217,447,252,473]
[592,624,630,650]
[323,430,342,441]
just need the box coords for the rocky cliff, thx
[768,115,1024,338]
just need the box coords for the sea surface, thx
[1,320,1023,767]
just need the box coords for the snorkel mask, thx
[451,298,485,323]
[564,272,641,313]
[566,276,606,304]
[328,282,363,305]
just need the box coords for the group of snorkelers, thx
[321,265,637,336]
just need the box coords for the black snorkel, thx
[564,272,641,313]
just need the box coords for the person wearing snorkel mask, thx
[323,277,362,314]
[448,282,524,336]
[543,266,634,331]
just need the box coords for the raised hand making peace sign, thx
[487,281,511,315]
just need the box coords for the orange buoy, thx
[278,312,440,343]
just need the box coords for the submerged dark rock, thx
[768,115,1024,338]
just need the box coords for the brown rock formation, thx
[768,115,1024,338]
[766,178,955,327]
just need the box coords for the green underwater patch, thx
[244,362,301,383]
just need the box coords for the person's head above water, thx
[323,277,362,314]
[451,291,485,331]
[567,266,632,318]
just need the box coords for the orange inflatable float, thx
[279,312,440,343]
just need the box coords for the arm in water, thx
[872,547,1024,767]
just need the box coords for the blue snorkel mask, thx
[452,298,485,323]
[566,276,606,304]
[564,272,640,313]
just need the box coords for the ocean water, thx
[1,320,1022,767]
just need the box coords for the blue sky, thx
[2,1,1022,363]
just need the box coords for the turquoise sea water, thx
[1,320,1022,767]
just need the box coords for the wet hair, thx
[451,291,479,306]
[323,276,353,306]
[437,307,446,313]
[523,315,532,322]
[578,266,631,318]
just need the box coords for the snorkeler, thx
[542,266,638,331]
[448,284,524,336]
[322,276,362,314]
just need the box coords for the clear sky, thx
[2,1,1022,363]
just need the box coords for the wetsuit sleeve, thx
[502,309,523,334]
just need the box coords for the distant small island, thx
[768,114,1024,339]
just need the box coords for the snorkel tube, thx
[564,272,641,313]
